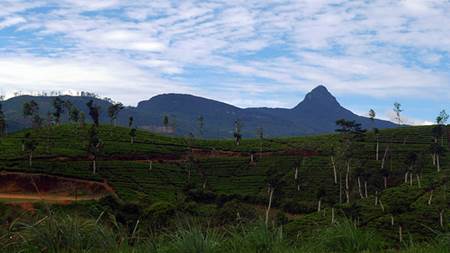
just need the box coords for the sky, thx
[0,0,450,125]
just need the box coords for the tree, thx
[128,116,134,128]
[52,97,65,125]
[368,109,380,160]
[163,115,169,133]
[393,102,402,124]
[404,152,418,185]
[23,100,41,128]
[79,112,86,128]
[429,143,445,172]
[233,119,242,146]
[68,106,80,124]
[23,133,38,167]
[87,126,102,174]
[436,110,449,125]
[129,128,137,144]
[0,101,5,137]
[197,116,204,138]
[265,168,284,226]
[256,127,264,157]
[107,103,124,126]
[335,119,366,203]
[317,187,326,212]
[86,100,100,127]
[435,110,448,145]
[368,109,376,123]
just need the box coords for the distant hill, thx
[1,85,397,138]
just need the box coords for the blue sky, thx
[1,0,450,124]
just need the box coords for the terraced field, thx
[0,124,448,245]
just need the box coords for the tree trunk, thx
[440,210,444,228]
[436,155,440,172]
[331,207,335,224]
[29,152,33,168]
[358,177,363,199]
[265,188,274,226]
[345,161,350,204]
[384,176,388,189]
[339,172,342,204]
[376,139,379,161]
[92,159,96,175]
[379,200,385,212]
[364,181,368,198]
[391,215,394,226]
[404,172,408,184]
[399,225,403,243]
[331,156,337,184]
[317,199,322,212]
[381,146,389,169]
[149,160,153,171]
[409,173,413,187]
[294,167,298,180]
[416,175,421,188]
[432,154,436,165]
[345,161,350,191]
[374,191,378,206]
[428,190,433,205]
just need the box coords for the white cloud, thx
[0,0,449,118]
[0,16,26,29]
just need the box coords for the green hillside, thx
[0,124,448,252]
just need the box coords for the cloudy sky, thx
[1,0,449,124]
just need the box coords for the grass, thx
[0,123,449,252]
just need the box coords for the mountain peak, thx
[294,85,340,110]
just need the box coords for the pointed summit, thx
[294,85,340,110]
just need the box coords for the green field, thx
[0,124,449,252]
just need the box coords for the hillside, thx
[0,123,448,251]
[1,85,397,138]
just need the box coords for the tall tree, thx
[335,119,366,204]
[264,168,284,226]
[163,115,169,133]
[68,105,80,124]
[107,102,124,126]
[0,100,6,137]
[52,97,65,125]
[79,112,86,128]
[86,100,100,127]
[257,127,264,158]
[128,116,134,128]
[129,128,137,144]
[23,100,41,128]
[233,119,242,146]
[368,109,380,160]
[23,132,38,168]
[393,102,403,124]
[436,110,449,145]
[197,116,204,138]
[87,126,102,174]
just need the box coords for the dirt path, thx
[0,193,105,203]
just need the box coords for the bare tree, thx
[393,102,403,124]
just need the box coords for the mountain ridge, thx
[1,85,397,138]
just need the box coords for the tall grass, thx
[298,219,386,253]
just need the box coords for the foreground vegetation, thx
[0,122,449,252]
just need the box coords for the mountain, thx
[1,85,397,138]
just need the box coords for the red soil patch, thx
[0,172,114,204]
